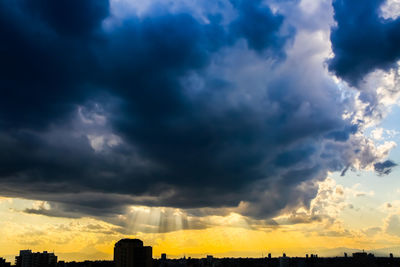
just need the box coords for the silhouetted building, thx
[114,239,152,267]
[206,255,214,265]
[0,257,11,267]
[16,250,57,267]
[279,254,289,267]
[353,252,368,259]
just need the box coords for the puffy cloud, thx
[371,128,384,140]
[381,0,400,20]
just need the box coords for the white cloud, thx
[371,127,384,140]
[87,134,122,152]
[32,201,51,211]
[381,0,400,20]
[78,106,107,125]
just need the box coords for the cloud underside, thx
[0,0,398,229]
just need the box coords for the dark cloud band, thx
[329,0,400,85]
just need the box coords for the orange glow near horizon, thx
[2,173,400,263]
[1,194,400,263]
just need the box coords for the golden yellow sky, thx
[1,176,400,263]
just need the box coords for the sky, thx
[1,0,400,262]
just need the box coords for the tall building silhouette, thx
[15,250,57,267]
[0,257,11,267]
[114,239,152,267]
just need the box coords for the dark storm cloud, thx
[24,206,83,219]
[0,0,390,226]
[374,160,398,175]
[0,0,103,129]
[329,0,400,85]
[0,0,285,129]
[229,0,291,53]
[23,0,109,36]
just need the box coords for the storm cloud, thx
[329,0,400,85]
[0,0,397,228]
[374,160,398,175]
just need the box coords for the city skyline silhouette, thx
[2,238,400,267]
